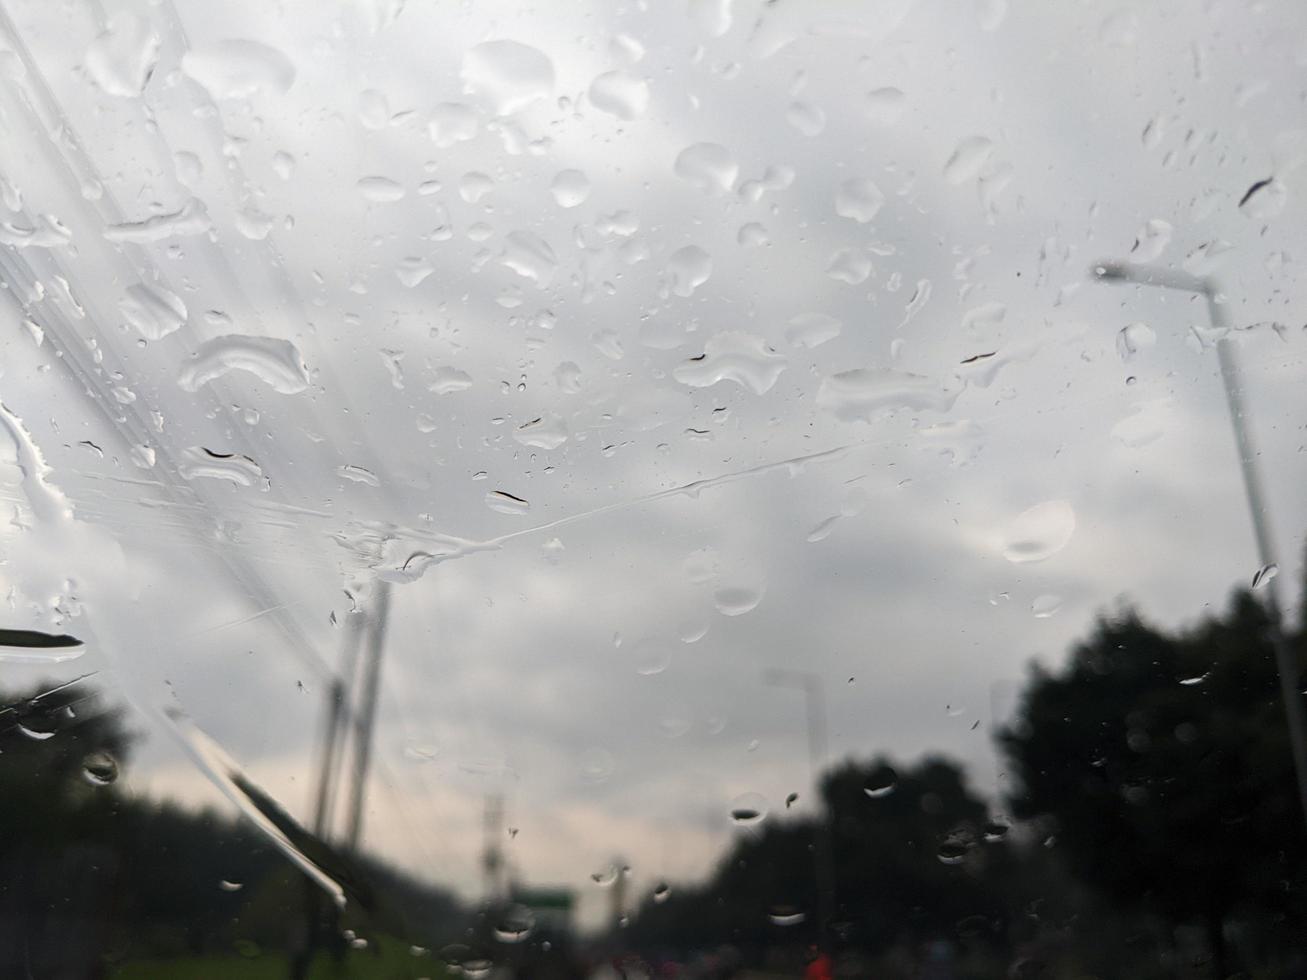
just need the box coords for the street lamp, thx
[762,668,836,947]
[1090,260,1307,828]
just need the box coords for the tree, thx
[1000,590,1307,976]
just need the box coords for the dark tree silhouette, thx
[1000,589,1307,976]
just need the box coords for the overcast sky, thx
[2,0,1307,931]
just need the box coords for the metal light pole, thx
[762,668,836,948]
[1090,260,1307,829]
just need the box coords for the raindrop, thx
[769,909,807,927]
[551,169,591,208]
[271,151,295,180]
[81,751,119,786]
[826,247,871,284]
[486,490,530,515]
[1031,594,1063,619]
[817,369,956,422]
[1252,563,1278,590]
[1130,219,1173,262]
[1116,322,1156,361]
[18,724,56,742]
[674,332,785,395]
[513,414,568,450]
[786,312,841,349]
[785,101,826,136]
[737,222,769,247]
[502,230,559,287]
[181,39,295,100]
[235,207,275,240]
[579,748,616,783]
[785,792,799,808]
[178,335,311,394]
[461,40,555,116]
[1179,671,1210,687]
[459,171,494,203]
[653,882,672,903]
[864,87,906,125]
[219,880,244,892]
[396,257,434,288]
[85,13,160,97]
[357,176,405,203]
[806,515,840,543]
[336,464,380,487]
[943,135,995,185]
[1000,500,1076,564]
[492,905,535,944]
[729,792,768,826]
[666,245,713,297]
[674,142,738,194]
[864,767,898,798]
[589,71,649,120]
[631,636,674,676]
[119,283,187,340]
[713,584,763,617]
[688,0,733,37]
[104,198,211,243]
[835,178,884,223]
[1238,176,1286,219]
[428,366,473,394]
[983,820,1010,843]
[430,102,479,146]
[590,864,621,887]
[358,88,390,130]
[180,447,269,490]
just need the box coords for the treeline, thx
[627,583,1307,979]
[0,680,470,977]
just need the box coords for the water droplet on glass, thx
[826,247,872,284]
[178,335,311,394]
[666,245,713,297]
[983,820,1010,843]
[729,792,768,826]
[1252,563,1279,590]
[674,142,738,194]
[502,230,559,287]
[486,490,530,515]
[713,584,763,617]
[181,39,295,100]
[357,175,405,203]
[631,636,674,676]
[589,70,649,120]
[769,908,807,926]
[864,766,898,798]
[817,369,956,422]
[461,40,555,116]
[653,882,671,903]
[1130,219,1173,262]
[864,87,906,125]
[1116,322,1156,361]
[81,751,119,786]
[119,282,187,340]
[1031,594,1063,619]
[1238,177,1287,219]
[336,464,380,487]
[786,313,841,349]
[674,332,785,394]
[835,178,885,223]
[459,171,494,203]
[105,198,211,243]
[579,747,616,783]
[180,447,269,490]
[18,723,56,741]
[219,880,244,892]
[806,515,841,543]
[428,366,473,394]
[492,905,536,944]
[85,13,160,97]
[943,135,995,185]
[737,222,769,247]
[785,100,825,137]
[513,414,568,450]
[550,169,591,208]
[1000,500,1076,564]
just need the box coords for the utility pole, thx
[762,669,836,949]
[1091,260,1307,830]
[344,582,393,850]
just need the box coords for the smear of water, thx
[104,199,212,243]
[460,40,555,115]
[674,332,786,394]
[0,215,74,248]
[182,40,296,100]
[817,369,956,422]
[0,402,72,524]
[177,335,311,394]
